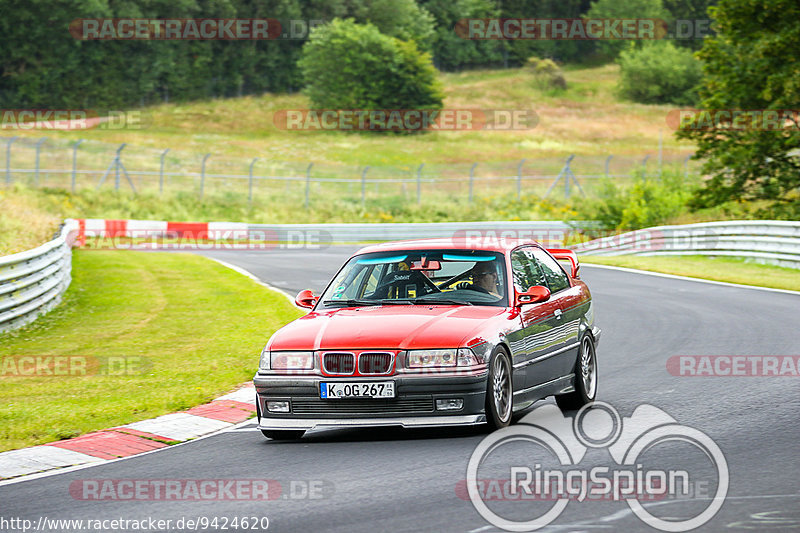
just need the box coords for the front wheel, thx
[261,430,305,440]
[485,347,513,430]
[556,334,598,411]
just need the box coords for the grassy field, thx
[0,251,302,452]
[581,255,800,292]
[4,63,695,170]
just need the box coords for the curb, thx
[0,382,256,481]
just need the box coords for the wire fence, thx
[1,136,700,205]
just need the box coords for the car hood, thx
[268,305,507,351]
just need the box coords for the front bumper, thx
[254,372,488,431]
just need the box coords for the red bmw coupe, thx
[254,238,600,440]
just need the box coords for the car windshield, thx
[320,250,508,307]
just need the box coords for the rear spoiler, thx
[546,248,579,279]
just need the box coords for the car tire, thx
[556,334,598,411]
[485,346,513,430]
[261,430,305,440]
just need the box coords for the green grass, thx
[5,63,696,169]
[581,255,800,292]
[0,251,303,452]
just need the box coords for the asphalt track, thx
[1,246,799,533]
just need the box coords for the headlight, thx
[407,349,458,368]
[270,351,315,370]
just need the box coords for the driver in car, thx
[468,262,500,296]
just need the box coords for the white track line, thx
[582,263,800,296]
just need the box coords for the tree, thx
[677,0,800,216]
[586,0,671,58]
[298,19,443,113]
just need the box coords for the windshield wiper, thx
[321,299,380,307]
[413,297,473,306]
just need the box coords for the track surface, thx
[2,246,799,532]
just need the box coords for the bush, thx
[298,19,443,115]
[617,41,703,105]
[526,57,567,91]
[573,169,699,231]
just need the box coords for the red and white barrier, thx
[73,219,249,242]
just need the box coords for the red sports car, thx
[254,238,600,439]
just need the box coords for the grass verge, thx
[0,251,303,452]
[581,255,800,292]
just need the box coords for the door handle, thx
[554,309,562,319]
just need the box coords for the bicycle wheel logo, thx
[466,402,728,532]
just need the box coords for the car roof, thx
[355,237,543,256]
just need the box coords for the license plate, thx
[320,381,395,399]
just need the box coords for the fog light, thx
[267,401,290,413]
[435,398,464,411]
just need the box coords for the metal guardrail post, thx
[517,159,526,200]
[248,157,259,204]
[304,163,313,209]
[35,137,47,187]
[199,153,211,199]
[159,149,170,195]
[5,136,18,185]
[416,164,424,204]
[71,139,85,193]
[469,163,477,203]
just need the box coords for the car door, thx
[527,247,582,379]
[506,248,564,392]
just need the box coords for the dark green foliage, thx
[617,41,702,105]
[677,0,800,217]
[298,19,443,113]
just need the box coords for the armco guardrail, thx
[0,220,78,334]
[570,220,800,269]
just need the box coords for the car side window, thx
[529,248,570,293]
[510,249,546,292]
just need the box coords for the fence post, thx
[641,155,650,179]
[604,155,612,178]
[159,149,169,195]
[416,164,424,204]
[35,137,47,187]
[248,157,259,204]
[658,129,663,178]
[684,154,692,179]
[516,159,526,200]
[5,136,18,186]
[71,139,85,193]
[469,163,477,203]
[361,166,370,206]
[304,163,313,209]
[199,153,211,199]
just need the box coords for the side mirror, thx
[295,289,318,309]
[514,285,550,307]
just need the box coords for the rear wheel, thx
[556,334,597,411]
[485,347,513,430]
[261,430,305,440]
